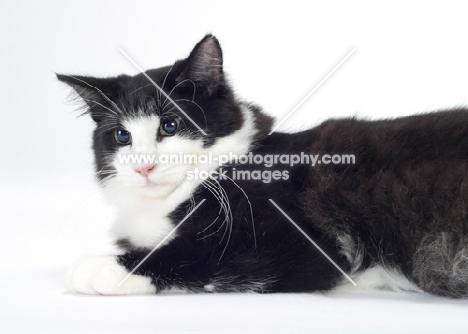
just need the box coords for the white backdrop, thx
[2,1,468,333]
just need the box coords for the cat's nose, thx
[135,164,156,177]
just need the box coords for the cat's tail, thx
[411,232,468,298]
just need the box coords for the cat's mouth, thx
[138,176,184,199]
[144,179,169,189]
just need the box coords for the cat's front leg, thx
[65,256,156,295]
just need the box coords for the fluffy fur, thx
[59,35,468,298]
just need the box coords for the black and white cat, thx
[59,35,468,298]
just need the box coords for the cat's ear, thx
[176,34,224,91]
[56,74,118,122]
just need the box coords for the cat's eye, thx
[160,117,180,136]
[113,129,132,145]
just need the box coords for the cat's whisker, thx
[187,192,196,216]
[169,98,207,129]
[161,78,196,111]
[94,120,120,134]
[129,84,155,96]
[81,98,120,118]
[197,181,229,242]
[159,67,173,109]
[161,105,177,116]
[198,179,224,236]
[216,172,257,249]
[207,176,234,263]
[202,179,228,224]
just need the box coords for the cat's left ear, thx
[176,34,224,91]
[56,74,120,122]
[56,74,117,105]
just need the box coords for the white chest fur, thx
[109,179,199,248]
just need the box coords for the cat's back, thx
[299,108,468,297]
[309,108,468,164]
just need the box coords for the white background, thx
[1,0,468,333]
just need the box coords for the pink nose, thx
[135,165,156,177]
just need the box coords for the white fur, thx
[334,232,422,294]
[202,103,258,170]
[65,256,156,295]
[64,105,259,295]
[159,287,190,294]
[203,284,216,292]
[204,275,276,293]
[333,265,422,293]
[106,105,258,250]
[336,232,364,274]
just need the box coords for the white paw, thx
[64,256,156,295]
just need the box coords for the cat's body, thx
[59,35,468,298]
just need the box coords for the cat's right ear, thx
[56,74,118,122]
[176,34,224,94]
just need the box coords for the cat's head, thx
[58,35,273,203]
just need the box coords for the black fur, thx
[59,35,468,297]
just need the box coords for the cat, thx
[58,34,468,298]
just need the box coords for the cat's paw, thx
[64,256,156,295]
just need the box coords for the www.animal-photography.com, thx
[2,1,468,333]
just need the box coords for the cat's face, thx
[58,35,258,203]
